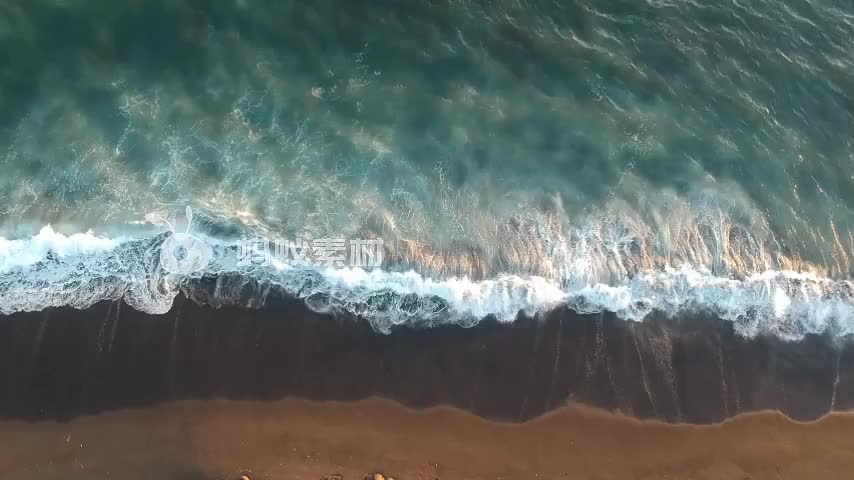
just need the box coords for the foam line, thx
[0,229,852,340]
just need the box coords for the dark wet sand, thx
[2,290,853,424]
[3,398,854,480]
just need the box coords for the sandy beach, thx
[3,398,854,480]
[2,299,853,479]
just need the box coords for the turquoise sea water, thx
[1,0,853,337]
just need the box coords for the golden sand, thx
[2,398,854,479]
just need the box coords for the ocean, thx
[1,0,854,341]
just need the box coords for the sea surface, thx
[1,0,854,339]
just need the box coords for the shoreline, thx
[4,397,854,479]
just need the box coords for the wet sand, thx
[3,398,854,480]
[2,290,853,423]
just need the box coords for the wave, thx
[0,226,853,340]
[0,226,128,272]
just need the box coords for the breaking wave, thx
[1,225,852,340]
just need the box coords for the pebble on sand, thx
[365,474,396,480]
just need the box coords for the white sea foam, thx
[0,226,126,272]
[0,228,853,340]
[318,267,567,321]
[568,265,854,340]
